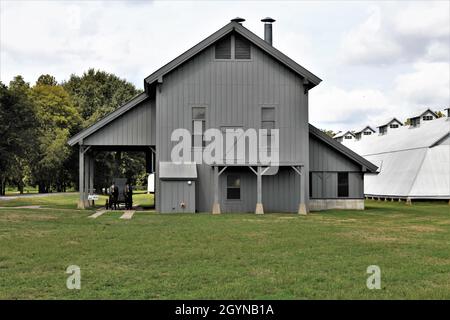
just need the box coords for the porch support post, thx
[255,166,264,214]
[212,165,221,214]
[78,145,85,209]
[291,165,307,215]
[84,152,90,207]
[89,156,95,206]
[298,166,307,215]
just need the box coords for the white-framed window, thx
[423,115,433,121]
[389,124,399,129]
[344,135,352,139]
[363,131,372,135]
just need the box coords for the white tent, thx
[343,117,450,199]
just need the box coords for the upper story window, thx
[389,124,399,129]
[215,33,251,60]
[363,131,372,135]
[423,115,433,121]
[192,106,206,148]
[344,135,352,139]
[261,107,275,130]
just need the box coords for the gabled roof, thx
[333,130,355,139]
[409,108,438,120]
[376,117,403,128]
[354,125,376,134]
[309,125,378,172]
[67,92,149,146]
[144,21,322,89]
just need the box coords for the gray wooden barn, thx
[68,18,377,213]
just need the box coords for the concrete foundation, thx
[298,203,307,215]
[255,203,264,214]
[212,202,221,214]
[309,199,364,211]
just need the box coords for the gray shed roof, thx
[68,92,149,146]
[309,125,378,172]
[144,21,322,89]
[159,162,198,180]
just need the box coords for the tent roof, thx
[376,117,403,128]
[408,108,439,120]
[333,130,354,139]
[343,117,450,198]
[343,117,450,156]
[354,125,375,134]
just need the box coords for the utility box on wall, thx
[159,162,197,213]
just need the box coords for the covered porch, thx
[77,145,156,209]
[210,163,308,215]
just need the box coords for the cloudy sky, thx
[1,0,449,131]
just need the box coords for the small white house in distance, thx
[408,108,439,127]
[353,126,375,140]
[333,130,355,142]
[377,118,403,135]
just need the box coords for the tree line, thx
[0,69,146,195]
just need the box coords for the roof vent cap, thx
[231,17,245,24]
[261,17,276,23]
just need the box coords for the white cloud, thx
[310,85,390,131]
[310,60,450,131]
[339,1,450,65]
[393,62,450,107]
[1,0,448,134]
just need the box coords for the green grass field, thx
[0,195,449,299]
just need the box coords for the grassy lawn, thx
[0,192,154,210]
[0,197,449,299]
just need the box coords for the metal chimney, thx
[231,17,245,25]
[261,17,276,45]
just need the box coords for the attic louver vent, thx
[235,34,251,59]
[215,35,231,59]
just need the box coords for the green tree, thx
[29,78,82,192]
[63,69,146,190]
[0,77,38,194]
[36,74,57,86]
[320,128,336,138]
[63,68,142,127]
